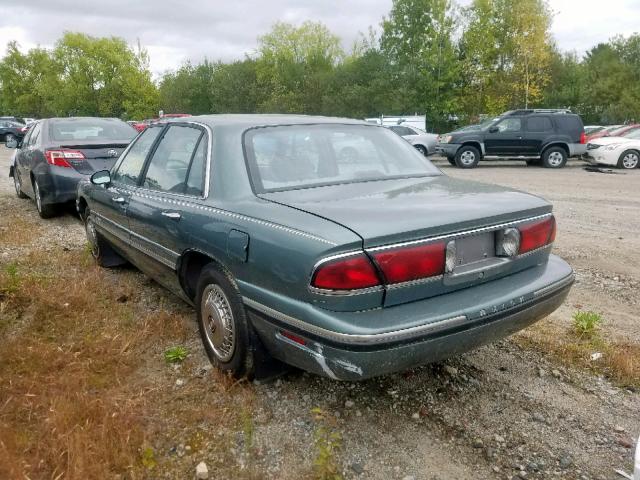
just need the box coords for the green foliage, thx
[164,346,188,363]
[311,408,343,480]
[572,311,603,337]
[140,447,156,469]
[1,262,20,295]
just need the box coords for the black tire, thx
[33,178,58,218]
[12,166,28,199]
[542,147,567,168]
[196,263,255,378]
[83,207,127,267]
[414,144,428,156]
[447,157,456,166]
[617,149,639,169]
[454,145,480,168]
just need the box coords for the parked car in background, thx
[76,114,573,381]
[585,124,625,141]
[438,109,586,168]
[0,120,29,143]
[23,118,36,126]
[365,115,430,132]
[0,116,25,125]
[586,128,640,169]
[386,124,438,155]
[7,117,137,218]
[584,125,604,135]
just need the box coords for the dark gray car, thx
[8,117,136,218]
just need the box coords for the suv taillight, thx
[311,254,381,290]
[580,132,586,144]
[518,216,556,254]
[45,149,85,168]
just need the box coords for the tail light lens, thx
[311,254,381,290]
[371,242,445,284]
[518,216,556,254]
[45,149,85,168]
[580,131,586,144]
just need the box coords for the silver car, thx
[386,124,438,156]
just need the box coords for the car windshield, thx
[622,128,640,140]
[244,124,441,192]
[50,118,136,142]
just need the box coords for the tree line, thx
[1,0,639,131]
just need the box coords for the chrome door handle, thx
[161,211,181,220]
[111,197,125,204]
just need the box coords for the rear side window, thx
[141,125,203,194]
[526,117,553,132]
[112,127,161,186]
[185,137,208,196]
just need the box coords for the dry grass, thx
[0,212,44,246]
[517,319,640,388]
[0,243,256,479]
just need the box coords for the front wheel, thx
[447,157,456,166]
[542,147,567,168]
[196,264,256,378]
[454,146,480,168]
[617,149,639,169]
[12,166,27,198]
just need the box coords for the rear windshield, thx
[244,124,441,192]
[49,118,136,142]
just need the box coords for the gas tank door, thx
[227,229,250,263]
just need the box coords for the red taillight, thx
[371,242,445,284]
[311,254,381,290]
[45,149,85,168]
[518,216,556,254]
[580,132,586,144]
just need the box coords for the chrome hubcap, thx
[201,285,235,362]
[460,150,475,165]
[622,153,638,169]
[85,216,99,257]
[548,151,563,167]
[34,181,42,211]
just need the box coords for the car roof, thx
[162,114,370,129]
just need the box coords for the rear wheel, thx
[617,149,639,169]
[414,144,428,156]
[33,178,57,218]
[12,167,27,198]
[454,145,480,168]
[196,264,256,378]
[542,147,567,168]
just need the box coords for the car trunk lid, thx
[52,142,129,174]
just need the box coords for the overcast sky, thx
[0,0,638,77]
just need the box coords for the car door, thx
[484,117,525,155]
[90,126,163,258]
[522,116,554,155]
[126,123,208,294]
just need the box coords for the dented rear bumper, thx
[245,255,573,380]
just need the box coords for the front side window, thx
[141,125,203,193]
[244,124,441,192]
[112,127,161,186]
[495,118,522,132]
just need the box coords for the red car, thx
[586,124,640,142]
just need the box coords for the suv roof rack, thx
[504,109,572,116]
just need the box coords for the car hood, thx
[588,136,636,146]
[259,176,551,247]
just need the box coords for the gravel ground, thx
[1,148,638,480]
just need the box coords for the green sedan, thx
[75,115,573,380]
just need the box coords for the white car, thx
[585,129,640,169]
[386,124,439,156]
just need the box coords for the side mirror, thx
[91,170,111,186]
[5,137,18,149]
[489,126,499,133]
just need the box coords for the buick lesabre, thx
[76,115,574,380]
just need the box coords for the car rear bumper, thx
[37,168,86,204]
[568,143,587,157]
[245,254,573,380]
